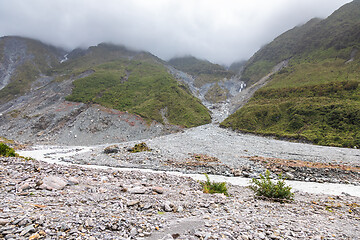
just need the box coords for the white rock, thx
[40,176,67,190]
[128,187,146,194]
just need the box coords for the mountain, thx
[222,0,360,148]
[168,56,234,87]
[167,56,244,104]
[0,37,211,145]
[0,36,66,102]
[228,60,247,75]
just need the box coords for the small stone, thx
[29,233,40,240]
[241,234,250,240]
[4,234,16,239]
[152,187,164,194]
[85,219,94,228]
[60,223,70,231]
[204,232,212,239]
[18,182,30,192]
[18,218,31,227]
[194,231,204,238]
[20,224,35,236]
[258,232,266,239]
[142,203,152,210]
[0,218,9,225]
[177,206,184,212]
[130,227,137,237]
[285,172,295,180]
[127,200,140,207]
[128,187,146,194]
[163,202,172,212]
[68,177,80,185]
[269,234,281,240]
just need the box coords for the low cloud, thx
[0,0,352,65]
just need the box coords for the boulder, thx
[40,176,67,190]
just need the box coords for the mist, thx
[0,0,352,65]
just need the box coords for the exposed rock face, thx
[0,37,30,90]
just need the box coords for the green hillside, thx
[168,56,234,87]
[222,0,360,148]
[66,59,211,127]
[0,40,211,128]
[62,45,211,127]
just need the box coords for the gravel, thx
[1,157,359,240]
[28,123,359,185]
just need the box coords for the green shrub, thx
[249,170,294,202]
[129,142,151,153]
[200,173,229,196]
[0,143,16,157]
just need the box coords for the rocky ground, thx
[56,124,360,186]
[1,157,359,240]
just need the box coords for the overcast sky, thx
[0,0,352,65]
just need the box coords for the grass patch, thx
[200,173,229,196]
[0,143,16,157]
[249,170,294,202]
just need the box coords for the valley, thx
[1,1,360,239]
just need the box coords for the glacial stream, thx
[18,145,360,198]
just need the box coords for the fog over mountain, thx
[0,0,352,65]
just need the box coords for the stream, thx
[18,145,360,197]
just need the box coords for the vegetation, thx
[200,173,229,196]
[0,143,16,157]
[222,1,360,148]
[129,142,151,153]
[221,59,360,148]
[66,59,211,127]
[249,170,294,202]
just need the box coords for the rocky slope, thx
[168,56,246,105]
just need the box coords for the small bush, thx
[200,173,229,196]
[249,170,294,202]
[103,145,119,154]
[0,143,16,157]
[129,142,151,153]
